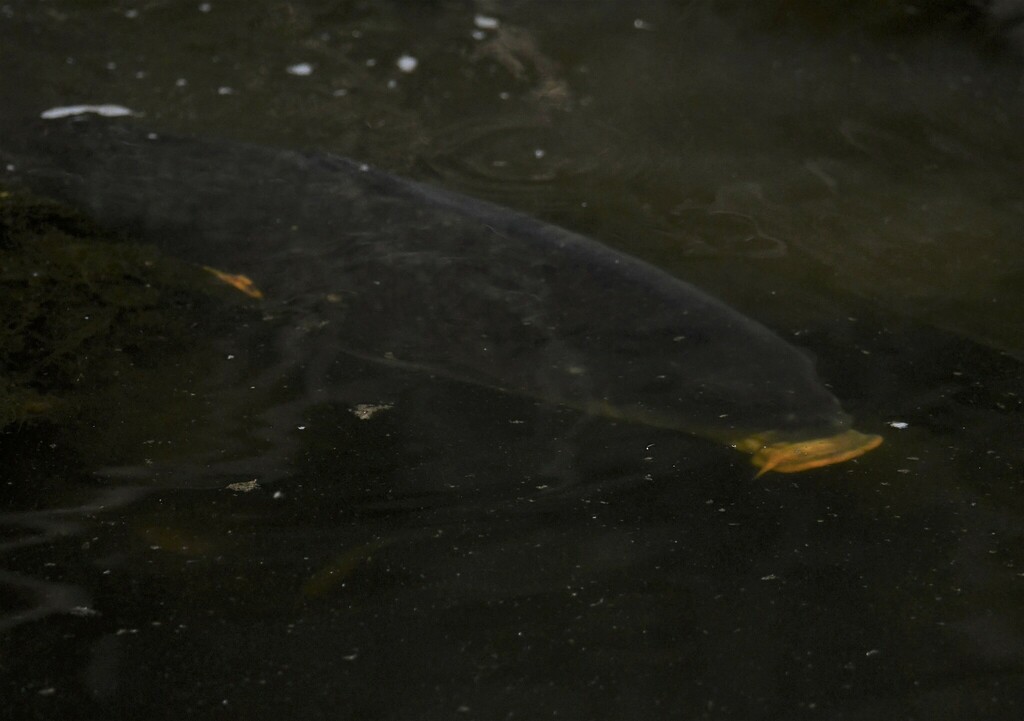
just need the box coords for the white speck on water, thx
[343,650,359,661]
[888,421,909,429]
[226,354,235,360]
[287,62,314,76]
[146,133,158,140]
[175,77,188,87]
[217,86,234,95]
[297,425,306,430]
[125,9,139,19]
[40,104,135,119]
[5,164,14,172]
[359,163,370,172]
[498,91,510,100]
[272,491,284,500]
[38,688,56,696]
[396,54,418,73]
[760,574,778,581]
[474,14,499,29]
[332,88,348,97]
[365,58,377,67]
[471,29,486,40]
[386,79,398,89]
[865,649,881,657]
[534,148,546,159]
[105,61,117,70]
[198,2,212,12]
[633,18,654,30]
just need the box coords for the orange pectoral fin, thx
[202,266,264,299]
[742,429,883,476]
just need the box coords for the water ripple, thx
[0,485,147,632]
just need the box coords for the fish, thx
[0,114,881,474]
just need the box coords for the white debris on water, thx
[287,62,314,76]
[226,480,260,492]
[474,14,500,30]
[351,403,393,420]
[633,18,654,30]
[888,421,909,429]
[396,54,418,73]
[198,2,212,12]
[40,104,135,119]
[217,86,234,95]
[68,606,99,617]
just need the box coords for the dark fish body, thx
[1,116,879,472]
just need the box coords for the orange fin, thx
[741,429,883,476]
[202,265,264,299]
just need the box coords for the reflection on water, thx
[1,1,1023,719]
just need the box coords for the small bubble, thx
[396,54,418,73]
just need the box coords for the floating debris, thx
[396,55,418,73]
[351,403,393,421]
[286,62,314,77]
[40,104,134,120]
[226,480,260,492]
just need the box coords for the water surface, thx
[1,2,1022,719]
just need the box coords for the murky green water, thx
[1,1,1023,719]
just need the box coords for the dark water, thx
[1,1,1023,719]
